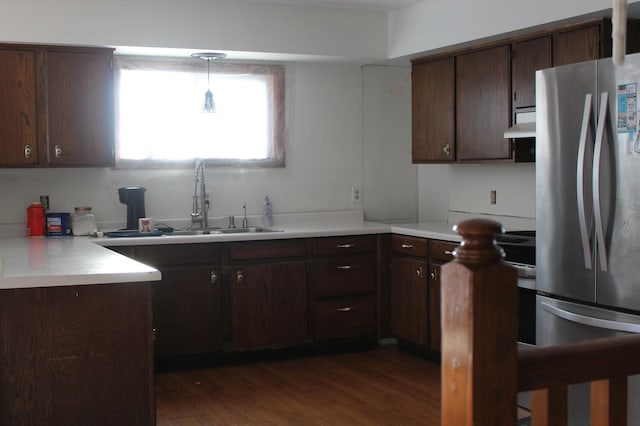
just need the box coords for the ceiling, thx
[228,0,422,12]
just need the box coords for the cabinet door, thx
[512,37,552,110]
[0,49,38,166]
[428,263,442,352]
[390,256,427,346]
[228,262,308,351]
[153,266,222,358]
[553,25,600,66]
[412,57,455,162]
[44,50,115,166]
[456,45,511,161]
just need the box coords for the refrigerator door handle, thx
[593,92,609,272]
[576,93,593,269]
[542,302,640,333]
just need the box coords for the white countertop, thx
[0,236,160,289]
[0,219,466,290]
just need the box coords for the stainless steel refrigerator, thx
[536,52,640,425]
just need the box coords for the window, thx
[114,57,285,167]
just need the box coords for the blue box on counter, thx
[46,213,71,236]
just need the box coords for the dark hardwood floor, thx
[156,346,441,425]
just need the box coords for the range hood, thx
[504,111,536,138]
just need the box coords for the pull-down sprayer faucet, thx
[190,159,209,228]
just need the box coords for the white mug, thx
[138,217,155,233]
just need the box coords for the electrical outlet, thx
[39,195,50,210]
[490,190,497,205]
[351,186,362,204]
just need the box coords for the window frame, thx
[113,56,285,168]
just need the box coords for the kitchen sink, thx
[165,227,281,236]
[218,227,282,234]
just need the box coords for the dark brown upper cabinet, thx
[411,57,455,162]
[0,44,114,168]
[456,45,511,161]
[512,36,552,111]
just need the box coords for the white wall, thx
[362,64,417,222]
[389,0,640,59]
[0,0,387,62]
[0,62,372,230]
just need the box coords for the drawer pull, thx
[444,250,455,256]
[24,144,32,158]
[430,271,437,280]
[337,265,353,270]
[211,271,218,284]
[54,144,63,158]
[337,307,354,312]
[236,271,244,284]
[416,267,423,278]
[401,243,414,249]
[336,243,355,249]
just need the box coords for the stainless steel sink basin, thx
[218,227,281,234]
[165,227,281,236]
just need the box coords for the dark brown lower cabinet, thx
[153,266,222,357]
[390,256,428,346]
[227,261,308,351]
[0,283,154,425]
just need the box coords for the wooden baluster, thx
[441,219,518,426]
[591,378,627,426]
[530,385,567,426]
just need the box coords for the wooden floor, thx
[156,346,441,425]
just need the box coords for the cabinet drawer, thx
[132,244,220,266]
[313,235,377,257]
[429,240,458,263]
[312,256,376,299]
[314,296,376,342]
[391,235,428,257]
[228,239,306,261]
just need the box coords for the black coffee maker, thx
[118,186,146,230]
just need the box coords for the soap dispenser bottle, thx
[263,196,273,227]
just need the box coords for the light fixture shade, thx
[204,89,216,113]
[192,52,226,114]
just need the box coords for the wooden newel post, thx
[441,219,519,426]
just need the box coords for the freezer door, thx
[536,61,597,302]
[595,55,640,311]
[536,295,640,426]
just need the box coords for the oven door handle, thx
[541,302,640,333]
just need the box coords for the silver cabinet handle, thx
[54,144,63,158]
[336,243,355,249]
[442,143,451,156]
[541,302,640,333]
[416,267,423,278]
[337,265,353,270]
[401,243,413,249]
[430,271,436,280]
[24,144,32,158]
[236,271,244,284]
[337,307,354,312]
[576,93,593,270]
[444,250,454,256]
[593,92,609,272]
[211,271,218,284]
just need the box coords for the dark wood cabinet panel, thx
[512,36,552,110]
[312,255,376,299]
[228,261,308,351]
[456,45,511,161]
[44,50,115,166]
[553,25,601,66]
[313,235,377,256]
[314,296,376,342]
[228,239,306,261]
[0,49,38,166]
[412,57,455,162]
[0,283,154,425]
[391,234,428,257]
[428,263,442,352]
[153,266,222,357]
[390,256,427,346]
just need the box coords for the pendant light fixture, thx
[191,52,227,113]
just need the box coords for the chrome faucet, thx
[242,203,248,228]
[190,159,209,228]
